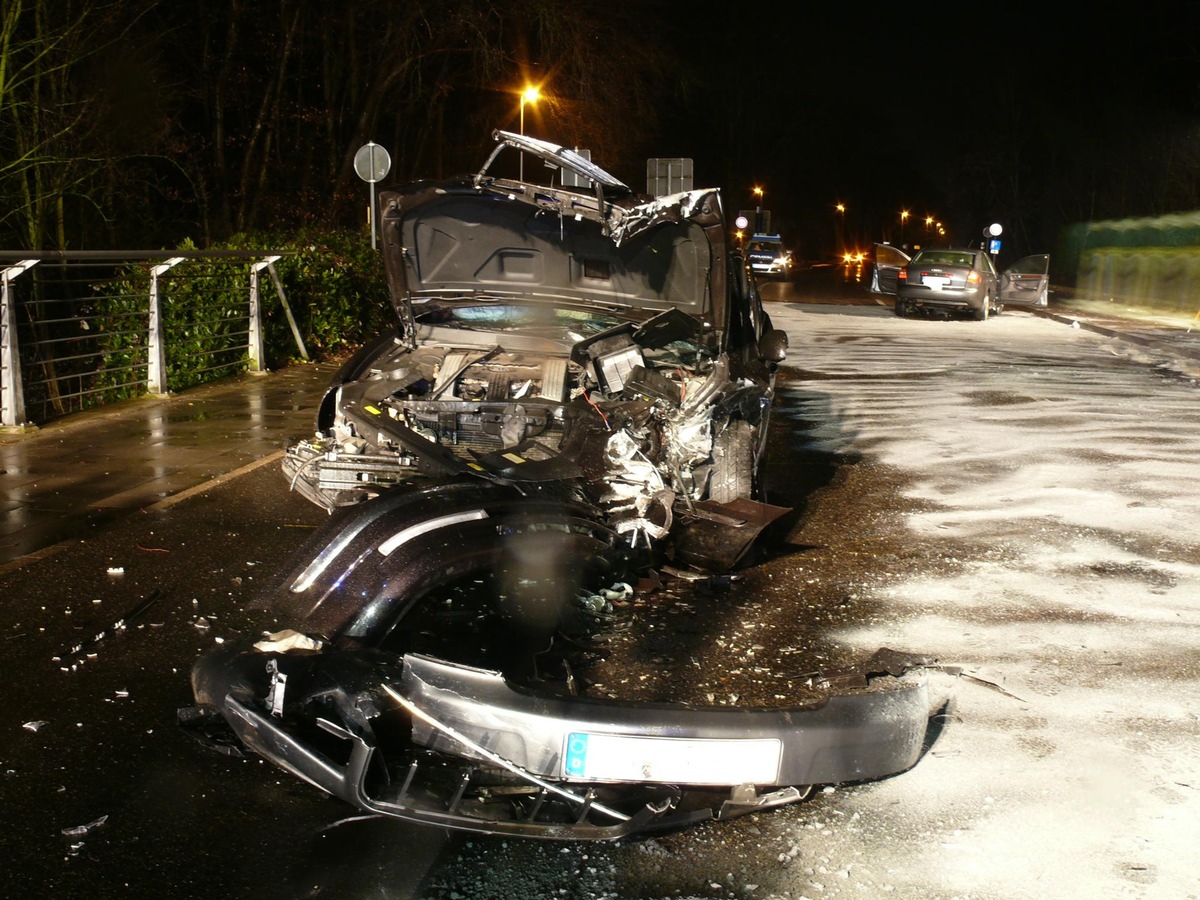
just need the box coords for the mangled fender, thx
[255,478,625,642]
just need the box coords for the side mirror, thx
[758,328,788,363]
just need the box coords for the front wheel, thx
[710,419,754,504]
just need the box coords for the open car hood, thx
[379,130,728,327]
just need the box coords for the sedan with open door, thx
[871,244,1051,320]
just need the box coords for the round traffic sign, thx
[353,142,392,183]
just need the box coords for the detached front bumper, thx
[189,640,934,840]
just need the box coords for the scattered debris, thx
[61,815,108,838]
[22,720,49,732]
[52,589,166,665]
[253,630,324,653]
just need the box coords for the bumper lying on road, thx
[188,640,935,840]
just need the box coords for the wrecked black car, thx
[284,130,790,573]
[187,132,938,839]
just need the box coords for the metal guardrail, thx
[1,250,304,429]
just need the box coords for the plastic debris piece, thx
[22,720,49,732]
[106,567,125,576]
[61,815,108,837]
[253,629,324,653]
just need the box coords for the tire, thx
[974,293,990,321]
[894,297,907,317]
[710,419,753,504]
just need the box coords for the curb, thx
[1030,307,1200,363]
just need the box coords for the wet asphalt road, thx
[2,271,1198,899]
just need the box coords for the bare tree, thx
[0,0,158,249]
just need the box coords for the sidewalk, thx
[0,361,339,571]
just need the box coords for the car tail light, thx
[898,269,907,281]
[967,271,982,285]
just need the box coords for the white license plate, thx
[563,732,782,784]
[922,275,950,290]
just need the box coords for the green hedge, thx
[228,229,391,367]
[95,230,390,396]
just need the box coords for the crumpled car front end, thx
[284,130,788,573]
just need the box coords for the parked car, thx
[185,131,937,840]
[872,244,1050,320]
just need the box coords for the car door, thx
[999,254,1051,308]
[870,243,911,295]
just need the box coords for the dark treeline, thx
[4,1,1200,261]
[0,0,690,251]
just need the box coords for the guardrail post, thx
[1,260,38,429]
[248,255,280,373]
[147,257,185,395]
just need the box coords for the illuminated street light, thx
[835,203,846,253]
[518,85,541,180]
[900,209,910,245]
[753,186,764,233]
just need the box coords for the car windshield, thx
[912,250,975,267]
[415,303,628,341]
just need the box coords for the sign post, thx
[353,142,392,249]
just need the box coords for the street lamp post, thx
[835,203,846,255]
[900,209,909,246]
[753,186,764,234]
[518,86,541,180]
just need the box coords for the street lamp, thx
[753,186,764,233]
[900,209,909,246]
[835,203,846,254]
[518,85,541,180]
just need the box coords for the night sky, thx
[658,1,1200,259]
